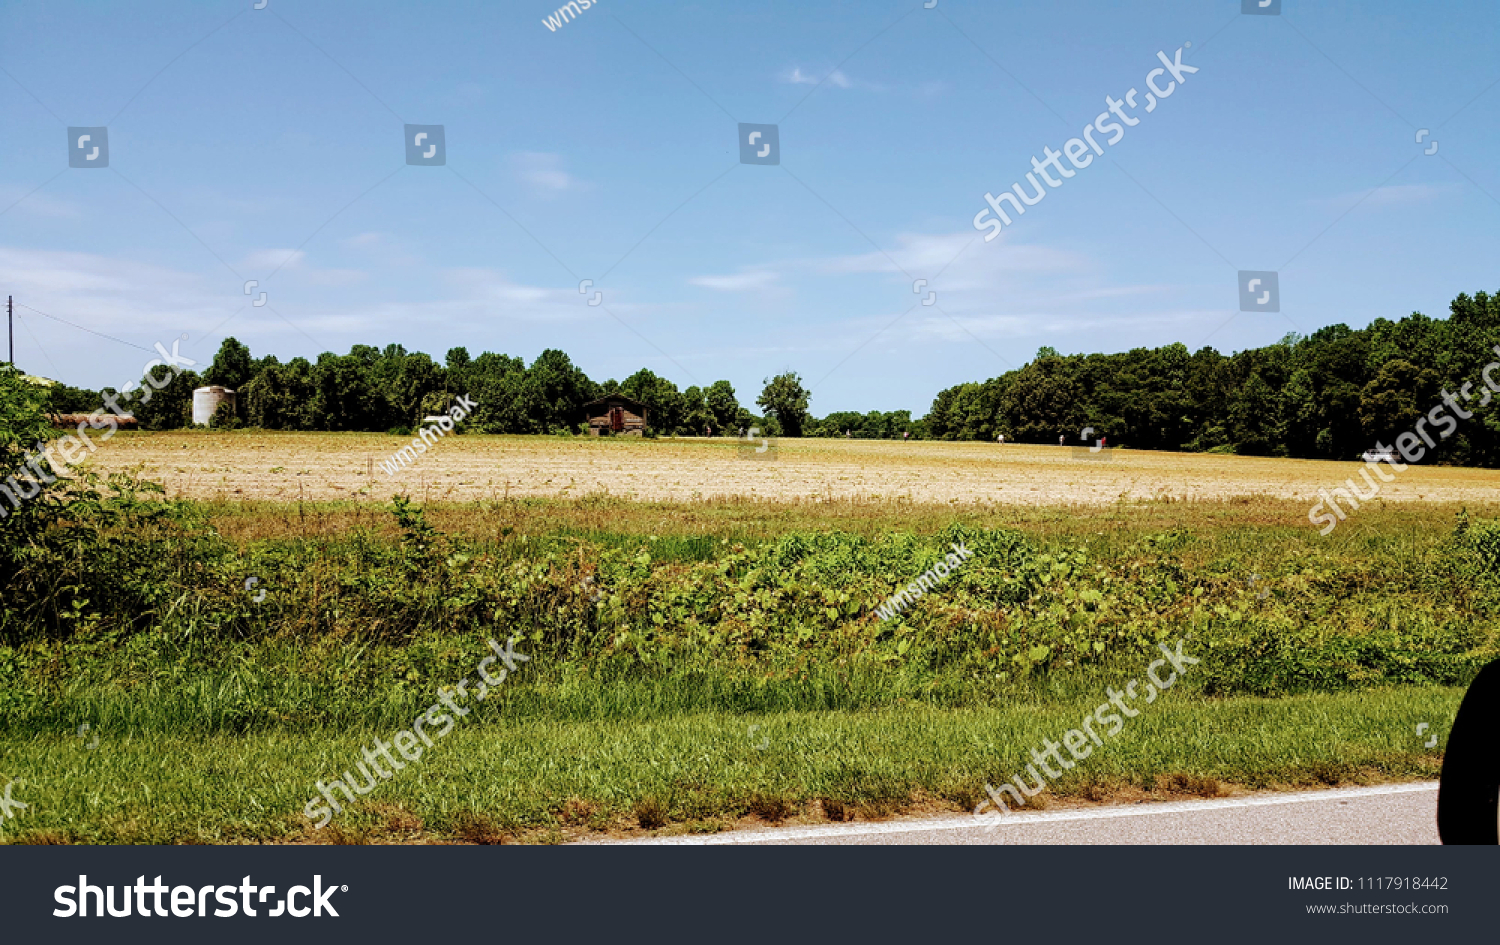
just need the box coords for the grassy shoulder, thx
[0,685,1455,844]
[4,491,1498,843]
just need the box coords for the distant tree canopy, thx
[924,289,1500,463]
[24,287,1500,460]
[72,339,777,437]
[808,409,914,439]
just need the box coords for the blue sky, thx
[3,0,1498,415]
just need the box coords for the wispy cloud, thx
[678,231,1196,358]
[236,248,367,285]
[784,66,852,89]
[242,248,306,271]
[340,231,421,267]
[0,186,80,219]
[688,268,781,292]
[0,247,239,355]
[1314,182,1458,210]
[0,246,624,370]
[816,231,1087,283]
[513,152,580,195]
[906,307,1220,342]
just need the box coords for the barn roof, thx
[583,394,647,411]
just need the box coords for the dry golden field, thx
[71,431,1500,509]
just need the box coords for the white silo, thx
[193,386,237,426]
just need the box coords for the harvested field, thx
[75,431,1500,508]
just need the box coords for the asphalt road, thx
[612,783,1441,846]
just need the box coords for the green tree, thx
[117,367,200,430]
[244,358,317,430]
[1,368,56,484]
[313,353,379,431]
[386,352,443,427]
[1000,359,1082,442]
[1227,371,1280,456]
[1359,359,1439,445]
[757,372,810,438]
[621,368,685,435]
[681,386,714,435]
[0,366,65,537]
[524,349,597,434]
[704,380,742,433]
[465,352,528,433]
[205,338,255,391]
[444,347,473,400]
[40,382,101,414]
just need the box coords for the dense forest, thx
[28,288,1500,461]
[927,290,1500,463]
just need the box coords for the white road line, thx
[606,782,1440,846]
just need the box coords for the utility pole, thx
[6,295,11,367]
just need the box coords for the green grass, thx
[3,490,1497,843]
[0,685,1455,844]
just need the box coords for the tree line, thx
[34,341,837,438]
[29,287,1500,460]
[926,289,1500,463]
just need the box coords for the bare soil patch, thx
[81,432,1500,507]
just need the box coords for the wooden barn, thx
[584,395,647,436]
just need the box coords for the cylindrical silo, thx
[192,386,237,426]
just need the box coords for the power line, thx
[13,306,63,378]
[12,301,156,354]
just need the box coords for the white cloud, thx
[236,248,368,286]
[513,152,579,195]
[688,268,781,292]
[0,186,80,218]
[0,247,241,381]
[1314,182,1458,210]
[303,268,368,287]
[339,231,420,267]
[679,230,1198,361]
[434,267,647,322]
[906,307,1221,342]
[784,67,852,89]
[242,248,305,272]
[0,246,627,379]
[816,230,1087,283]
